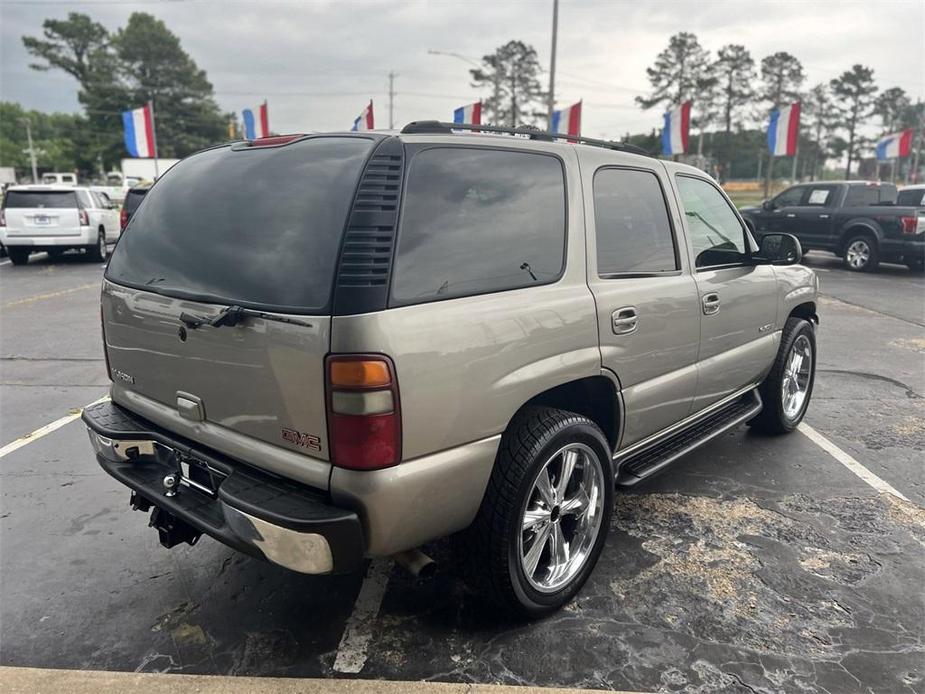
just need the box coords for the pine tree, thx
[470,41,546,127]
[636,32,713,110]
[711,44,756,180]
[830,64,878,178]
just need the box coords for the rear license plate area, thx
[33,215,51,225]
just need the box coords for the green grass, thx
[727,191,765,209]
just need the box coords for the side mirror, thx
[755,233,802,266]
[761,199,775,211]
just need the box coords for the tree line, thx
[2,14,921,184]
[3,11,227,176]
[633,31,922,182]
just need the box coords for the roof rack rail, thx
[400,120,650,157]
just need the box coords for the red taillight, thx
[900,216,917,234]
[326,355,401,470]
[120,208,129,230]
[79,208,89,226]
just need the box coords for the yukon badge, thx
[112,368,135,384]
[282,428,321,451]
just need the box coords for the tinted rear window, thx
[3,191,77,209]
[845,185,897,206]
[391,147,566,305]
[123,189,148,213]
[897,189,925,206]
[106,137,375,313]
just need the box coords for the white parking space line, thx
[0,395,109,459]
[332,558,392,674]
[798,422,910,502]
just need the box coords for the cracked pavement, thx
[1,251,923,693]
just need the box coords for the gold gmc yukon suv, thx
[84,123,818,615]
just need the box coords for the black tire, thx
[86,230,107,262]
[8,248,30,266]
[749,317,816,434]
[454,406,614,617]
[842,233,879,272]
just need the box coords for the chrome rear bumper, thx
[84,401,364,575]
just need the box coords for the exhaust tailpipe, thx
[392,548,436,579]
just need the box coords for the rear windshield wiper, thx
[179,305,314,330]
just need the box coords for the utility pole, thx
[546,0,559,130]
[388,72,396,129]
[21,119,39,183]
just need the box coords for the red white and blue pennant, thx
[767,102,800,157]
[352,101,375,131]
[122,103,156,158]
[662,101,691,156]
[242,102,269,139]
[453,101,482,125]
[876,129,914,161]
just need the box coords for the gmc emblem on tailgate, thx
[281,428,321,451]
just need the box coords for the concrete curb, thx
[0,667,646,694]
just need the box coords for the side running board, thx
[616,389,763,486]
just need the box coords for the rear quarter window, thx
[3,191,78,209]
[390,147,566,305]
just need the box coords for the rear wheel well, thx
[839,225,877,253]
[520,376,619,451]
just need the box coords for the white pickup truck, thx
[0,185,120,265]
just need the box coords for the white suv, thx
[0,185,120,265]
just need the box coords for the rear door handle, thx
[818,214,829,219]
[611,306,638,335]
[702,293,721,315]
[785,213,797,218]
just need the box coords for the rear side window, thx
[845,185,898,206]
[3,191,77,209]
[106,136,375,313]
[593,168,677,275]
[391,147,566,305]
[676,176,748,268]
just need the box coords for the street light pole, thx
[547,0,559,130]
[23,119,38,183]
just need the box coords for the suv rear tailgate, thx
[103,281,333,487]
[3,190,82,237]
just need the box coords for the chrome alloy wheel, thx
[518,442,605,593]
[845,239,870,269]
[782,334,813,420]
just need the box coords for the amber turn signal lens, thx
[329,359,391,388]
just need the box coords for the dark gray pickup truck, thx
[740,181,925,272]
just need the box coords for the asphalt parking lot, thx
[1,250,923,693]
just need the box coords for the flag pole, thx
[149,99,160,179]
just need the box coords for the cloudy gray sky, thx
[1,0,923,140]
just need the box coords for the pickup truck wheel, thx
[7,248,30,266]
[455,406,613,617]
[749,317,816,434]
[842,234,879,272]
